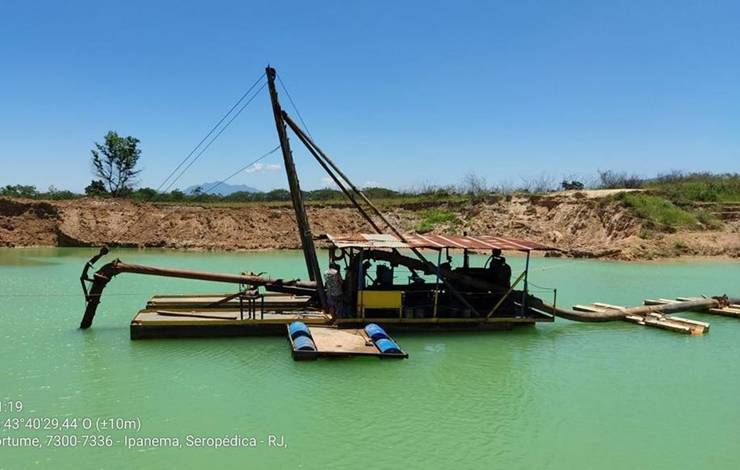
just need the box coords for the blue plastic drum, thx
[293,335,316,351]
[364,323,389,341]
[289,321,312,340]
[375,338,402,354]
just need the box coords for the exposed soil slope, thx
[1,194,738,260]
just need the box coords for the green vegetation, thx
[101,185,471,207]
[0,185,81,200]
[0,185,40,198]
[595,171,740,204]
[88,131,142,197]
[3,169,738,221]
[695,210,723,230]
[602,172,736,232]
[615,193,700,231]
[416,209,459,233]
[645,172,740,203]
[615,187,725,232]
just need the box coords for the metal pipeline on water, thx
[528,294,738,323]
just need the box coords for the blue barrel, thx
[293,335,316,351]
[375,338,402,354]
[289,321,312,340]
[364,323,389,341]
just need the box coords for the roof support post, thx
[522,251,531,315]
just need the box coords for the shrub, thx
[1,184,39,198]
[416,209,459,233]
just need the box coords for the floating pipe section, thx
[80,259,317,329]
[529,295,737,322]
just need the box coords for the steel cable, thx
[277,73,312,138]
[161,81,268,193]
[199,144,281,195]
[156,72,266,192]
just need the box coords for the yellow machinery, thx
[357,291,403,318]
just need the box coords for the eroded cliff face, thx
[1,195,738,260]
[0,198,60,247]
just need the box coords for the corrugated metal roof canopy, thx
[325,233,557,252]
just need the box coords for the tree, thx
[90,131,142,197]
[0,184,38,198]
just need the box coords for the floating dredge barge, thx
[78,67,738,358]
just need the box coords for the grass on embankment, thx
[645,172,740,203]
[603,173,737,232]
[416,209,460,233]
[614,192,721,232]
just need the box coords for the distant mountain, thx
[184,182,262,196]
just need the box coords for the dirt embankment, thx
[1,194,738,260]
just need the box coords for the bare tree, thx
[519,173,556,193]
[597,170,643,189]
[460,173,488,195]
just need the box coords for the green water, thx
[1,248,738,469]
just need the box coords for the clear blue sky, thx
[1,0,738,192]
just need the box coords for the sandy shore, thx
[1,194,738,260]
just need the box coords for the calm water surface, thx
[0,248,738,469]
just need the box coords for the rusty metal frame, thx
[282,111,482,317]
